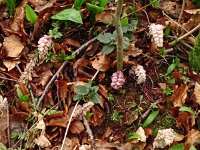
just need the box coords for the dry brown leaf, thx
[169,85,188,107]
[158,0,180,18]
[34,134,51,148]
[185,129,200,150]
[176,112,191,132]
[182,14,200,33]
[55,80,69,99]
[3,60,20,71]
[184,9,200,14]
[194,82,200,105]
[95,8,115,25]
[63,38,81,48]
[91,54,111,72]
[102,127,112,139]
[62,138,79,150]
[3,35,24,57]
[69,120,84,134]
[136,127,146,142]
[38,70,53,87]
[46,115,69,127]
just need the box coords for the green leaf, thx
[126,133,141,141]
[51,8,83,24]
[169,143,184,150]
[97,32,114,44]
[102,44,115,54]
[64,54,76,60]
[86,3,105,14]
[73,94,84,101]
[98,0,110,7]
[90,86,99,93]
[73,0,85,10]
[74,85,90,95]
[120,13,128,27]
[189,146,197,150]
[179,106,195,116]
[88,93,102,104]
[25,4,38,24]
[17,88,29,102]
[5,0,16,17]
[86,112,93,120]
[164,26,171,38]
[149,0,160,8]
[142,110,159,128]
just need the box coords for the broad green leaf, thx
[167,63,176,75]
[149,0,160,8]
[123,37,130,49]
[120,13,128,27]
[86,3,105,14]
[98,0,110,7]
[88,93,102,104]
[164,26,171,38]
[142,110,159,128]
[90,86,99,93]
[73,0,85,10]
[17,87,24,101]
[74,85,90,95]
[51,8,83,24]
[102,45,115,54]
[179,106,195,116]
[5,0,16,17]
[169,143,184,150]
[126,133,141,141]
[97,32,114,44]
[86,112,93,120]
[22,95,30,102]
[25,4,38,24]
[73,94,84,101]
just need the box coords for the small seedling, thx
[181,76,190,84]
[126,132,141,141]
[163,87,173,96]
[107,93,115,101]
[16,87,30,102]
[111,110,122,124]
[58,52,76,62]
[74,80,102,104]
[48,28,63,39]
[45,52,56,62]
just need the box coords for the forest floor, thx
[0,0,200,150]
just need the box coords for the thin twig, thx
[178,0,185,24]
[83,116,96,150]
[170,23,200,45]
[60,100,80,150]
[0,76,18,82]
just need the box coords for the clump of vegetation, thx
[189,35,200,72]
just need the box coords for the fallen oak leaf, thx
[3,35,24,57]
[184,129,200,150]
[91,54,111,72]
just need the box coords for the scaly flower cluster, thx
[129,65,146,84]
[18,35,52,84]
[0,95,7,110]
[149,23,164,47]
[111,71,125,89]
[38,35,52,60]
[153,128,175,149]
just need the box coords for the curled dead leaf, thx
[185,129,200,150]
[34,134,51,148]
[69,120,84,134]
[91,54,111,72]
[3,35,24,57]
[194,82,200,105]
[3,60,20,71]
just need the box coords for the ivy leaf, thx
[102,45,115,54]
[97,33,114,44]
[149,0,160,8]
[73,94,84,101]
[142,110,159,128]
[179,106,195,116]
[74,85,90,95]
[88,93,102,104]
[126,133,141,141]
[25,4,38,24]
[51,8,83,24]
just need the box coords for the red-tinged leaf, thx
[169,84,188,107]
[63,38,81,48]
[185,129,200,150]
[102,127,112,139]
[176,112,191,132]
[69,120,84,134]
[89,105,104,126]
[38,70,53,87]
[55,80,69,99]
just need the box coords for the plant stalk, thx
[115,0,124,71]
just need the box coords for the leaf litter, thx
[0,0,200,149]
